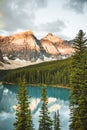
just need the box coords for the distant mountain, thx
[0,30,74,69]
[41,33,74,55]
[0,30,46,61]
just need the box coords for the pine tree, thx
[14,77,34,130]
[53,111,60,130]
[39,85,53,130]
[69,30,87,130]
[73,30,87,53]
[77,48,87,130]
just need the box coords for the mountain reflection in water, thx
[0,84,70,130]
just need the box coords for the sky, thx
[0,0,87,40]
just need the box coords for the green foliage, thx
[69,30,87,130]
[73,30,87,53]
[2,58,70,86]
[53,111,60,130]
[39,85,53,130]
[14,77,34,130]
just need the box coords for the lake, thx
[0,84,70,130]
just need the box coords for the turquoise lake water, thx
[0,84,70,130]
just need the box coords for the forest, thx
[0,58,70,87]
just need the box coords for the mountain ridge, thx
[0,30,74,69]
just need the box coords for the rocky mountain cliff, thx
[41,33,73,55]
[0,30,74,64]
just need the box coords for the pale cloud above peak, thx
[36,19,66,33]
[65,0,87,13]
[0,0,48,31]
[0,0,87,40]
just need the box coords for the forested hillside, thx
[0,58,70,86]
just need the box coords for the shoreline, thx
[2,82,70,89]
[29,84,70,89]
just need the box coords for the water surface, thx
[0,84,70,130]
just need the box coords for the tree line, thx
[2,58,70,86]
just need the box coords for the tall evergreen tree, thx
[53,111,60,130]
[69,30,87,130]
[73,30,86,53]
[39,85,53,130]
[14,77,34,130]
[77,48,87,130]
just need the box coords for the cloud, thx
[0,0,67,39]
[0,21,5,29]
[33,19,66,39]
[66,0,87,13]
[0,0,48,32]
[0,0,66,38]
[37,19,66,33]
